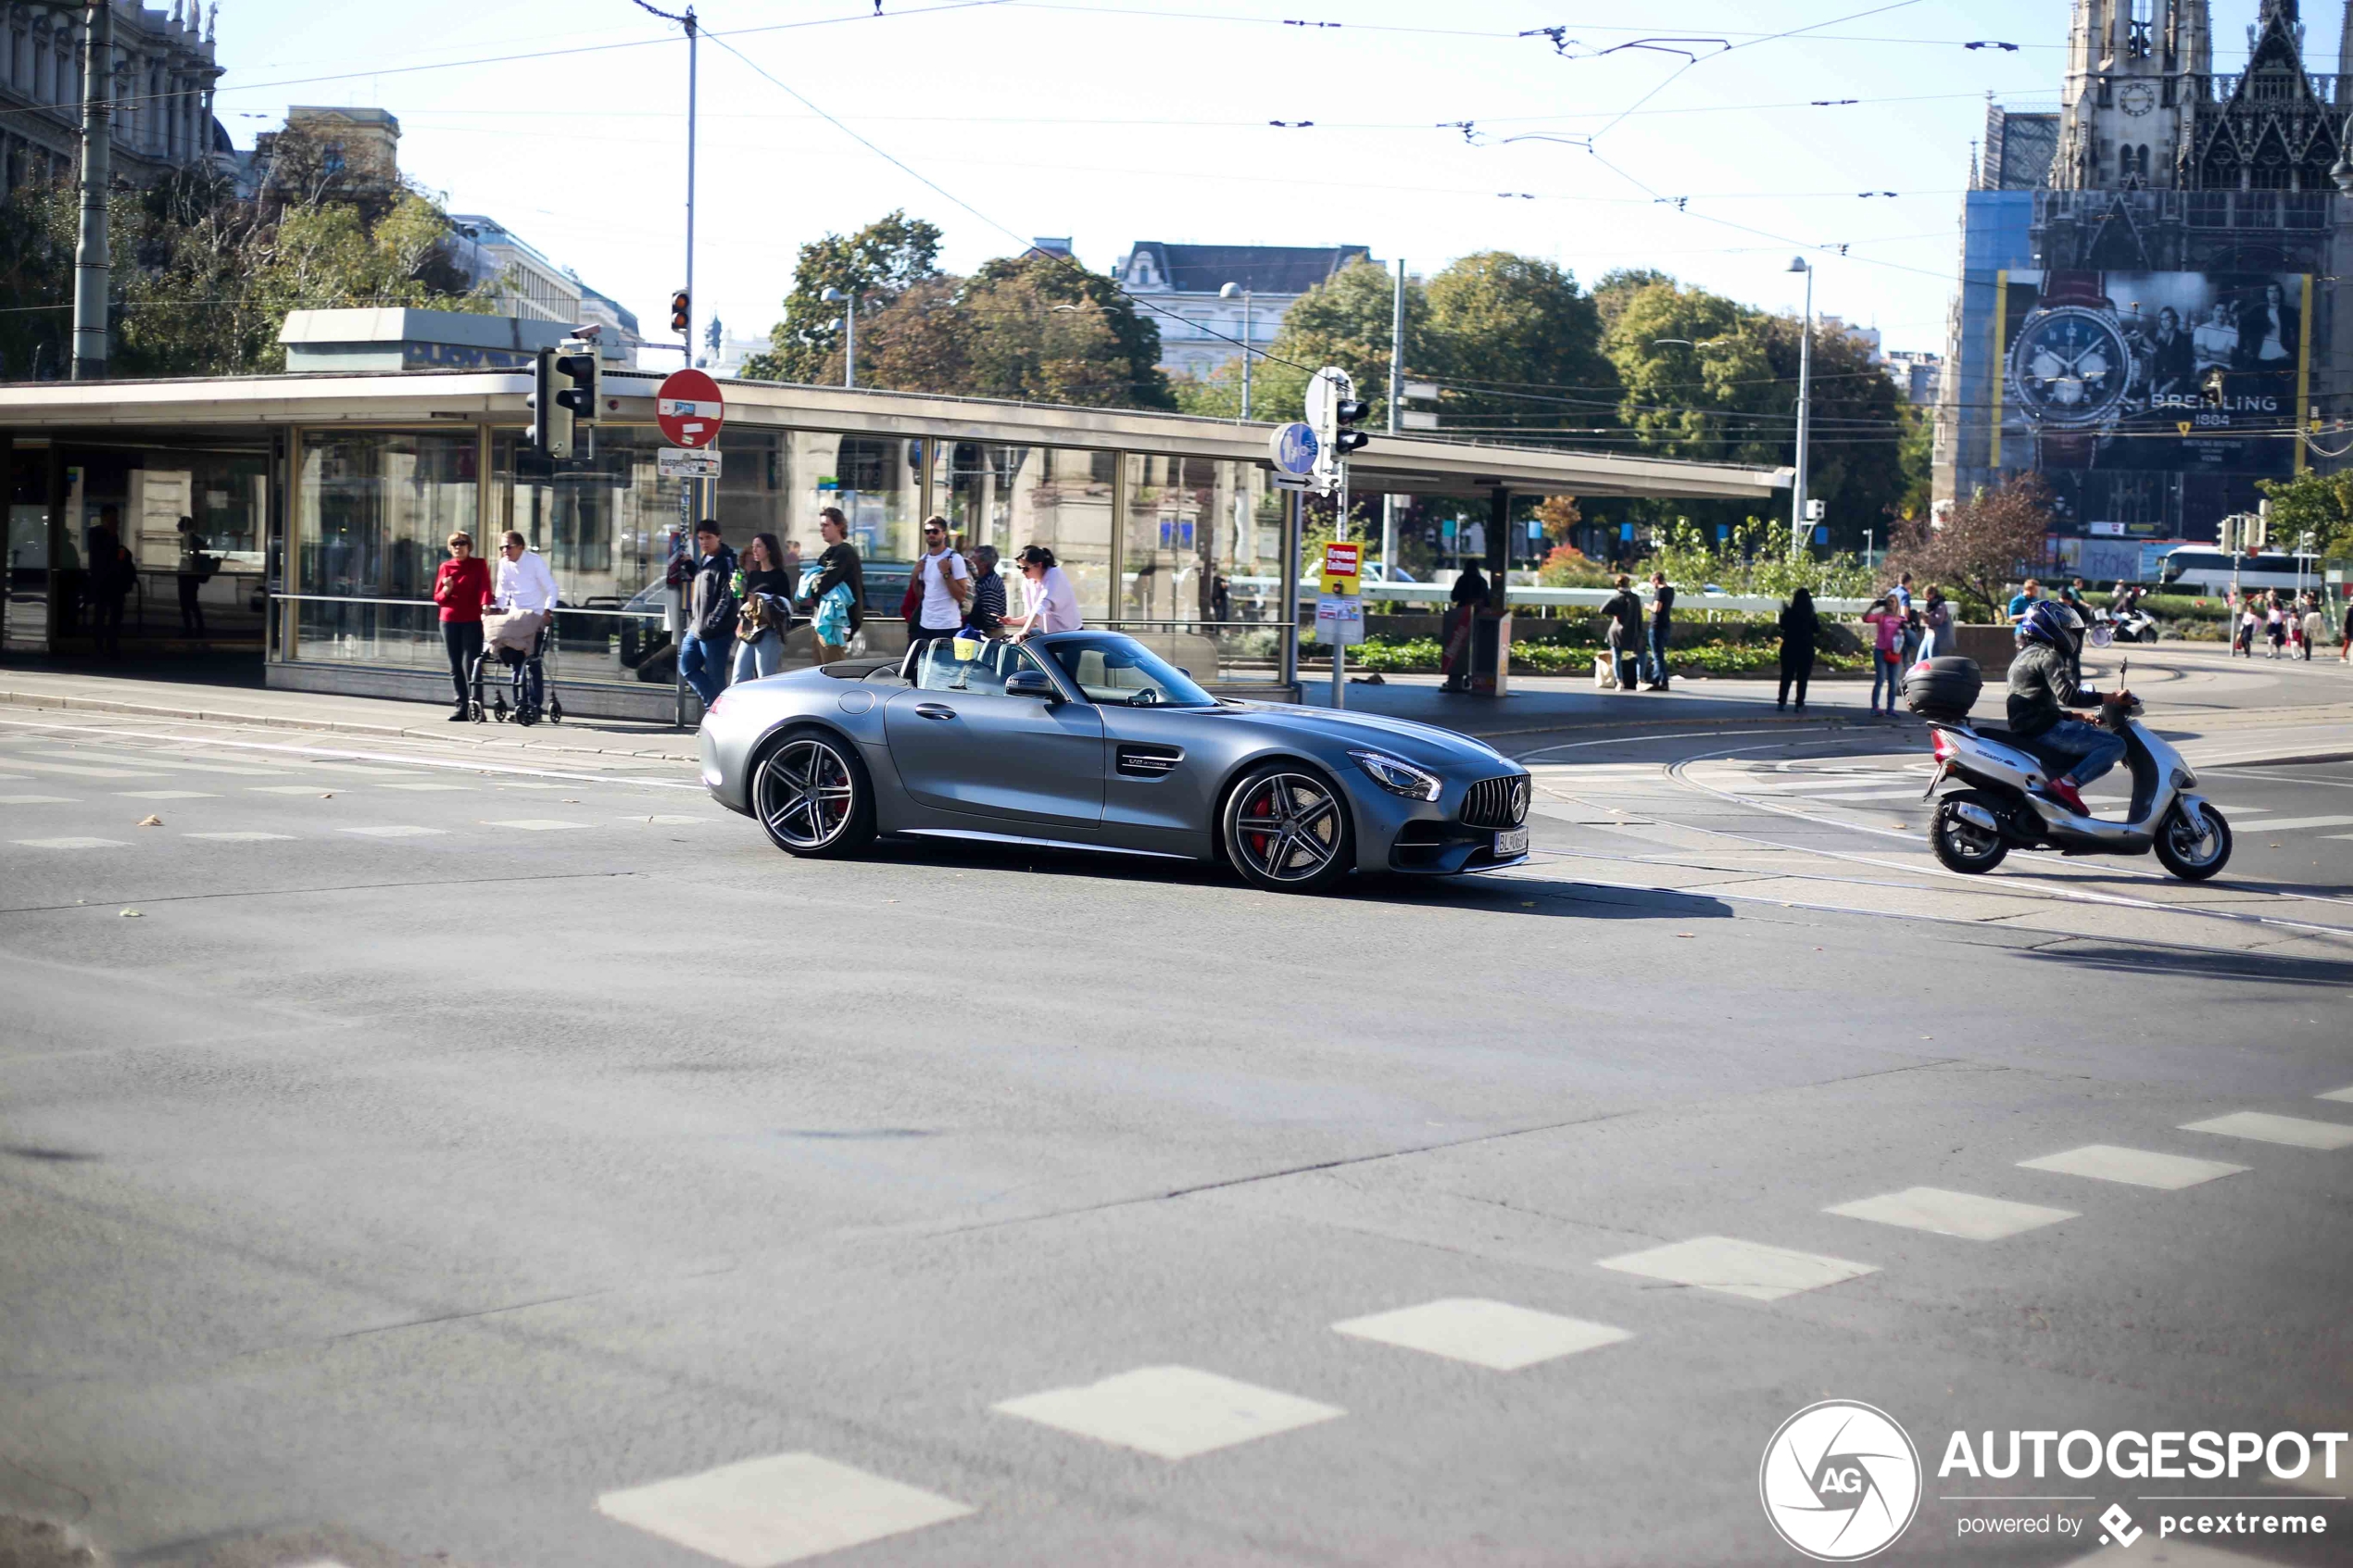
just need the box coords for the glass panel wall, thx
[1004,446,1115,622]
[294,430,479,666]
[1118,454,1271,679]
[788,432,925,567]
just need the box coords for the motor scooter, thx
[1908,646,2231,881]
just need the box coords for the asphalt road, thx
[1,685,2350,1568]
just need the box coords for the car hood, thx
[1211,702,1517,773]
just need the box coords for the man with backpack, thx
[1603,574,1643,693]
[679,520,738,707]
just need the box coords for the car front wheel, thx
[1222,763,1354,894]
[754,727,876,859]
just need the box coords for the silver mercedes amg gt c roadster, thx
[697,630,1532,894]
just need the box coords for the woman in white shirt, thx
[1007,545,1082,639]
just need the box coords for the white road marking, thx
[1826,1186,2077,1241]
[31,748,287,776]
[1595,1236,1877,1301]
[2018,1145,2248,1189]
[12,836,128,849]
[0,795,78,805]
[182,832,296,842]
[339,825,447,838]
[1804,788,1936,804]
[248,785,337,796]
[116,790,219,799]
[2236,815,2353,833]
[2180,1111,2353,1150]
[483,818,589,831]
[2318,1086,2353,1104]
[630,814,708,825]
[993,1365,1344,1460]
[376,782,473,792]
[596,1452,973,1568]
[6,761,163,779]
[1332,1298,1632,1371]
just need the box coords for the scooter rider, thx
[2007,600,2131,817]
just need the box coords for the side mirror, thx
[1004,670,1060,702]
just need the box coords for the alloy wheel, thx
[1232,771,1343,884]
[758,737,859,850]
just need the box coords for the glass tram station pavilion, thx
[0,363,1786,720]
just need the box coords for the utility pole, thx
[72,0,115,381]
[1787,256,1815,557]
[1384,257,1403,579]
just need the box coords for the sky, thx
[202,1,2346,363]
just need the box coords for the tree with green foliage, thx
[795,247,1175,409]
[1174,257,1420,423]
[1424,252,1618,433]
[2256,467,2353,558]
[0,143,486,380]
[739,210,944,383]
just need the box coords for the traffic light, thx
[670,289,691,334]
[554,340,599,427]
[1331,394,1372,457]
[530,346,574,460]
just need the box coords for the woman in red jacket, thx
[433,531,494,720]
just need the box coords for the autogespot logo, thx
[1760,1400,1924,1562]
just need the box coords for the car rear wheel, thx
[1222,763,1353,894]
[754,727,875,859]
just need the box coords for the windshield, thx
[1046,633,1218,708]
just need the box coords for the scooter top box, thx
[1903,656,1982,721]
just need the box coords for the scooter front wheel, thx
[2154,801,2231,882]
[1930,792,2009,874]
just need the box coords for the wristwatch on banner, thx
[2007,270,2134,467]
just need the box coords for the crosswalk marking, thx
[2235,814,2353,833]
[116,790,219,799]
[31,748,285,777]
[1332,1298,1632,1371]
[1596,1236,1877,1301]
[597,1452,973,1567]
[0,795,78,805]
[994,1365,1343,1460]
[376,782,473,792]
[248,785,336,796]
[2318,1086,2353,1104]
[12,836,127,848]
[339,825,447,838]
[484,818,589,831]
[6,761,163,779]
[1826,1186,2077,1241]
[183,832,296,842]
[2180,1111,2353,1150]
[2017,1145,2247,1189]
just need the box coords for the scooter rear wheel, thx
[1930,792,2009,874]
[2154,801,2231,882]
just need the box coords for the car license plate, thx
[1493,827,1529,857]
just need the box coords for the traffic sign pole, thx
[1331,458,1348,709]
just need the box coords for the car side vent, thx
[1461,774,1530,829]
[1116,744,1184,778]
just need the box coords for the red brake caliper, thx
[1248,785,1272,858]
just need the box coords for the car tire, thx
[1221,762,1354,894]
[753,726,876,859]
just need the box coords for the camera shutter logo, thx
[1758,1400,1922,1562]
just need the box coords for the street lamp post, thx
[1218,282,1252,419]
[71,0,115,381]
[1787,256,1816,558]
[821,286,858,388]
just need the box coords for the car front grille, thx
[1461,774,1529,830]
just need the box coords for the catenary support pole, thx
[1278,487,1300,694]
[72,0,114,381]
[1331,463,1347,710]
[1790,258,1814,557]
[1384,257,1403,578]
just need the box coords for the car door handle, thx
[914,702,956,720]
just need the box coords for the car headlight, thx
[1349,748,1441,802]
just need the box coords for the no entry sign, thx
[657,369,724,449]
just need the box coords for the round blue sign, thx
[1269,421,1320,476]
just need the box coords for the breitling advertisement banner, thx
[1995,270,2310,475]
